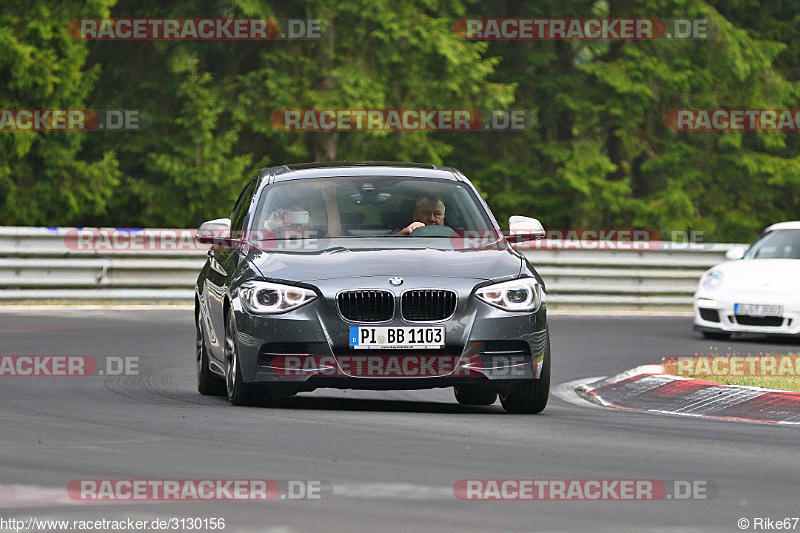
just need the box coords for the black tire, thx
[499,332,550,414]
[702,331,732,341]
[454,386,498,406]
[225,310,271,406]
[196,322,225,396]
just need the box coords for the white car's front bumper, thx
[693,292,800,337]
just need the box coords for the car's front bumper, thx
[231,277,547,390]
[693,291,800,337]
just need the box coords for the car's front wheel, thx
[499,332,550,414]
[225,310,271,406]
[196,322,225,396]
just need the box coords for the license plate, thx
[734,304,783,317]
[349,326,444,349]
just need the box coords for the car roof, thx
[765,221,800,231]
[264,161,461,182]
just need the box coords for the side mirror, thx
[507,216,546,242]
[196,218,232,245]
[725,245,746,261]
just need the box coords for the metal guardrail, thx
[0,227,741,309]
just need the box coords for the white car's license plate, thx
[734,304,783,317]
[349,326,444,349]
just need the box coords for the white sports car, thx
[694,221,800,340]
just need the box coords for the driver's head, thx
[413,196,445,226]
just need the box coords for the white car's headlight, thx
[701,270,724,290]
[239,281,317,314]
[476,278,543,312]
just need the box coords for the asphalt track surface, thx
[1,309,799,532]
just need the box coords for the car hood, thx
[710,259,800,294]
[246,238,522,282]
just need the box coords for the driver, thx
[398,195,446,235]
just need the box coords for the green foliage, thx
[452,0,800,241]
[136,50,253,226]
[0,0,119,225]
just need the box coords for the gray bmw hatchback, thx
[195,162,550,413]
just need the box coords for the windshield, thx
[743,229,800,259]
[251,176,493,239]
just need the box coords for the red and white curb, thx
[576,365,800,426]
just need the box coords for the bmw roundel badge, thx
[389,277,403,286]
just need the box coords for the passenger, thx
[264,184,341,238]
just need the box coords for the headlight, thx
[701,270,724,290]
[238,281,317,314]
[476,278,543,312]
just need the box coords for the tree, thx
[0,0,120,225]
